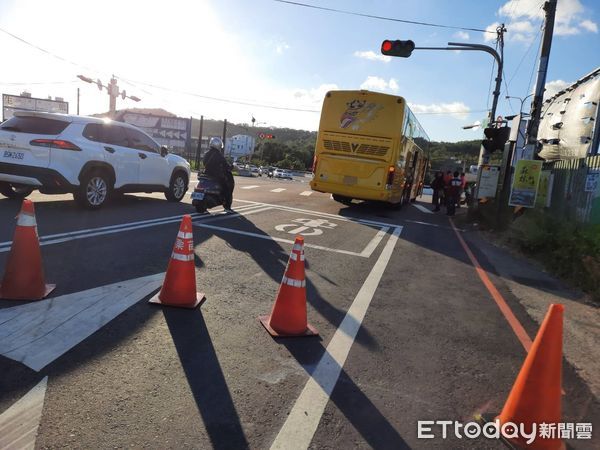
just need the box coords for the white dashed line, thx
[300,191,313,196]
[270,188,286,193]
[241,185,260,189]
[412,203,434,214]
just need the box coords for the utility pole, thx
[196,115,204,169]
[77,74,141,119]
[222,119,228,156]
[526,0,557,147]
[76,88,80,115]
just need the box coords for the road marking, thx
[0,203,262,254]
[412,203,433,214]
[234,199,398,228]
[275,218,337,236]
[270,227,402,450]
[270,188,286,193]
[241,185,260,190]
[193,221,383,258]
[359,227,390,257]
[449,218,532,351]
[0,376,47,450]
[300,191,313,196]
[0,273,164,371]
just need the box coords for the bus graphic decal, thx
[340,100,382,130]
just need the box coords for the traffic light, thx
[259,133,275,140]
[481,126,511,153]
[381,39,415,58]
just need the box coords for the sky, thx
[0,0,598,142]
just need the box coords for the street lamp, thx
[505,93,534,117]
[77,74,141,118]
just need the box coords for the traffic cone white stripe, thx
[289,253,305,262]
[292,244,303,252]
[177,231,193,239]
[171,252,194,262]
[282,275,306,288]
[17,213,37,227]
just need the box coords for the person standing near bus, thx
[430,171,445,212]
[446,171,462,216]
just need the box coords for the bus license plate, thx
[3,150,25,160]
[191,192,205,200]
[343,176,357,185]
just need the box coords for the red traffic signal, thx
[381,39,415,58]
[258,133,275,140]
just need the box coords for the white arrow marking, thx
[0,274,164,371]
[0,376,47,450]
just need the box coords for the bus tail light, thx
[386,166,395,189]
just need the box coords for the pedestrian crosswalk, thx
[241,185,260,190]
[270,188,286,193]
[300,191,313,196]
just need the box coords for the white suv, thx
[0,111,190,209]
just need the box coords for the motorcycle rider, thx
[202,137,234,211]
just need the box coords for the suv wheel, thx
[165,172,188,202]
[75,170,111,209]
[0,182,34,199]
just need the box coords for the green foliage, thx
[508,212,600,303]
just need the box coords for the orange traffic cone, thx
[0,199,55,300]
[497,303,564,450]
[259,236,318,337]
[149,215,205,308]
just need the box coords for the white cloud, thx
[580,20,598,33]
[544,79,572,100]
[486,0,597,42]
[408,102,471,118]
[484,22,500,42]
[453,31,470,40]
[353,50,391,63]
[275,42,290,54]
[359,76,399,93]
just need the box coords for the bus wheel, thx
[332,194,353,205]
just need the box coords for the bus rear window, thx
[0,116,70,135]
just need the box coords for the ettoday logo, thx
[417,420,593,444]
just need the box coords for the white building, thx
[225,134,255,160]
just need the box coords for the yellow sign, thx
[509,160,543,208]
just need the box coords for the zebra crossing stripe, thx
[300,191,313,196]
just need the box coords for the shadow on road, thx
[281,338,411,449]
[162,307,249,450]
[192,212,379,351]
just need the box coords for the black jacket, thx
[431,176,445,191]
[203,148,231,181]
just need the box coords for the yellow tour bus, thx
[310,90,430,208]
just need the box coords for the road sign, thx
[476,165,500,199]
[275,218,337,236]
[509,160,543,208]
[118,112,191,152]
[2,94,68,121]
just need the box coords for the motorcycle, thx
[191,175,226,213]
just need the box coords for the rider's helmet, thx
[209,137,223,150]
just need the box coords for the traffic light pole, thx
[413,36,505,205]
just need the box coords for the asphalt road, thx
[0,174,598,449]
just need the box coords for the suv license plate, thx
[191,192,205,200]
[3,150,25,160]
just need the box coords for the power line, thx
[0,80,78,86]
[117,79,322,113]
[273,0,496,34]
[0,26,99,74]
